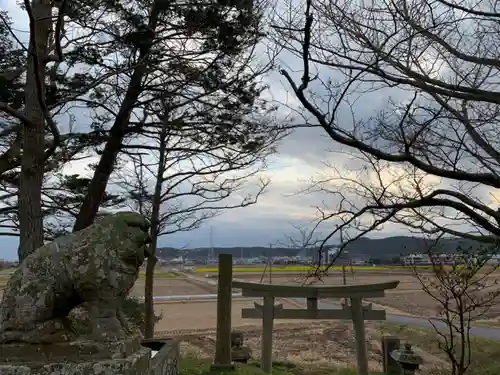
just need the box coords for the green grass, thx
[179,356,383,375]
[379,323,500,375]
[471,319,500,328]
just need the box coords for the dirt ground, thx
[175,320,447,373]
[1,268,499,321]
[129,277,215,297]
[153,297,320,333]
[0,275,216,300]
[234,270,500,319]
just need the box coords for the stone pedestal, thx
[0,338,151,375]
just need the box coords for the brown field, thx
[153,297,323,332]
[0,273,218,300]
[233,269,500,320]
[2,267,500,321]
[234,271,420,290]
[129,277,216,297]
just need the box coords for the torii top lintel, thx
[232,281,400,299]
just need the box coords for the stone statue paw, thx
[91,329,127,342]
[0,319,77,344]
[88,315,128,342]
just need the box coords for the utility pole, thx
[340,230,348,306]
[268,242,272,284]
[209,226,214,264]
[340,230,347,285]
[259,242,273,284]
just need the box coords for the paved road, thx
[287,297,500,341]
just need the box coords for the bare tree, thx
[116,98,279,337]
[276,222,328,284]
[0,0,282,262]
[69,0,278,232]
[412,239,500,375]
[281,222,322,251]
[272,0,500,261]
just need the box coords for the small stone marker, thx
[382,336,401,374]
[231,330,252,364]
[390,343,423,375]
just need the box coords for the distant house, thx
[403,253,431,265]
[350,258,366,266]
[488,254,500,264]
[0,259,17,269]
[307,246,352,266]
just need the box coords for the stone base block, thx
[0,338,151,375]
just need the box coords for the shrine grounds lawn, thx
[179,356,384,375]
[379,323,500,375]
[176,322,500,375]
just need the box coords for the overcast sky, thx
[0,0,417,261]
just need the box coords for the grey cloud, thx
[0,3,428,260]
[160,195,416,249]
[266,40,416,167]
[160,211,329,249]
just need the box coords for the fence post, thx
[211,253,234,370]
[382,336,401,374]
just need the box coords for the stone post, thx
[350,297,369,375]
[211,253,234,370]
[382,336,401,374]
[261,296,275,373]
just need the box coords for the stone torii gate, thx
[232,280,399,375]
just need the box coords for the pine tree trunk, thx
[18,0,52,262]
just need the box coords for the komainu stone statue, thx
[0,212,152,344]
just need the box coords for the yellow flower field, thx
[193,264,453,273]
[194,265,387,273]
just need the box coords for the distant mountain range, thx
[157,236,486,261]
